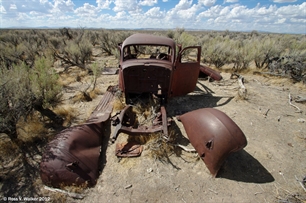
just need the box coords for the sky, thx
[0,0,305,34]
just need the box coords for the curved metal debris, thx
[178,108,247,177]
[40,86,116,187]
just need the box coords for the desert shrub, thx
[231,39,254,71]
[202,36,231,69]
[0,62,33,139]
[253,36,282,69]
[0,55,62,140]
[29,57,62,108]
[177,32,197,48]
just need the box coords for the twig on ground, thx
[44,186,85,199]
[295,175,306,192]
[174,144,196,152]
[289,93,302,113]
[232,73,247,99]
[209,188,218,194]
[263,109,270,117]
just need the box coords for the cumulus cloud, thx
[74,3,98,17]
[113,0,140,12]
[0,0,305,33]
[196,3,305,33]
[139,0,158,6]
[198,0,217,7]
[273,0,297,3]
[224,0,238,3]
[145,7,164,18]
[51,0,75,13]
[96,0,112,9]
[9,4,17,10]
[0,5,6,14]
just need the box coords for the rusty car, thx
[40,33,247,187]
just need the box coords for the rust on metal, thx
[111,105,171,142]
[199,65,222,81]
[40,86,116,187]
[118,33,203,104]
[178,108,247,177]
[115,142,143,157]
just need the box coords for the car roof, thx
[122,33,176,48]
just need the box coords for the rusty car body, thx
[40,33,247,187]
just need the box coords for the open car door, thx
[170,46,201,97]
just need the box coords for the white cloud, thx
[273,0,297,3]
[145,7,164,18]
[224,0,238,3]
[74,3,99,17]
[51,0,75,13]
[0,0,305,33]
[199,0,217,7]
[139,0,158,6]
[9,4,17,10]
[196,3,306,33]
[177,4,198,19]
[113,0,140,12]
[96,0,112,9]
[0,5,6,14]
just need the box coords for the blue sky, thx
[1,0,305,33]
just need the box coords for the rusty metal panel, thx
[40,86,115,187]
[121,34,176,52]
[40,123,103,187]
[170,46,201,97]
[178,108,247,177]
[122,63,171,97]
[111,105,170,142]
[199,65,222,81]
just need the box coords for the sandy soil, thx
[67,70,306,203]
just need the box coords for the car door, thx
[170,46,201,97]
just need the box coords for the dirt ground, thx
[63,65,305,202]
[1,53,305,202]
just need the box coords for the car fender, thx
[178,108,247,176]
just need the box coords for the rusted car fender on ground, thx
[40,86,116,187]
[40,123,104,187]
[178,108,247,177]
[199,65,222,81]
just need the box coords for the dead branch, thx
[174,144,196,152]
[295,175,306,192]
[288,93,302,113]
[238,76,247,99]
[44,186,85,199]
[231,73,247,99]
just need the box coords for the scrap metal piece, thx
[111,105,170,142]
[199,65,222,81]
[178,108,247,177]
[115,142,143,157]
[40,86,116,187]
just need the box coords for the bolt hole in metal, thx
[201,153,205,158]
[206,140,213,150]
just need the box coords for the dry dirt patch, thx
[66,72,305,203]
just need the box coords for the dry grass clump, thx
[58,72,76,87]
[89,88,103,99]
[53,105,77,127]
[0,133,19,158]
[16,113,48,144]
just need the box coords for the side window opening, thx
[180,48,199,63]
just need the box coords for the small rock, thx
[125,184,132,189]
[297,118,306,123]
